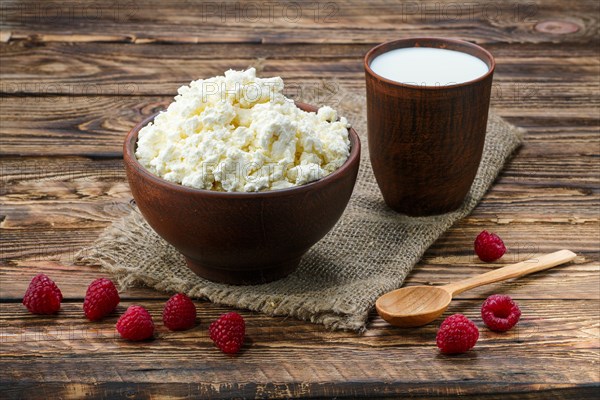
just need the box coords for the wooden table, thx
[1,1,598,398]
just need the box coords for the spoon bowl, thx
[375,250,577,328]
[376,286,452,327]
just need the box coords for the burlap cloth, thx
[77,85,523,332]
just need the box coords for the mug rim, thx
[364,37,496,90]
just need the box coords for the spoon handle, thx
[443,250,577,296]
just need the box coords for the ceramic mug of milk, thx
[364,38,495,216]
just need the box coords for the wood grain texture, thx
[0,94,598,156]
[1,0,599,398]
[1,0,598,44]
[1,41,599,95]
[1,300,599,397]
[1,154,598,277]
[0,40,597,156]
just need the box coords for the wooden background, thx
[1,0,599,398]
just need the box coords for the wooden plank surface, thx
[1,41,598,156]
[1,42,599,95]
[1,0,599,398]
[1,0,597,44]
[0,82,597,156]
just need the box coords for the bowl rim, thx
[123,101,361,198]
[364,37,496,90]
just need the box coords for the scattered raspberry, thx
[83,278,120,321]
[22,274,63,314]
[481,294,521,332]
[436,314,479,354]
[116,305,154,341]
[162,293,197,331]
[209,312,245,354]
[474,230,506,262]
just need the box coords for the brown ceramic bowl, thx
[124,102,360,285]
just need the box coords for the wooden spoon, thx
[376,250,577,328]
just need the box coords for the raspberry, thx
[481,294,521,332]
[474,230,506,262]
[162,293,197,331]
[436,314,479,354]
[116,305,154,341]
[22,274,63,314]
[209,312,245,354]
[83,278,120,321]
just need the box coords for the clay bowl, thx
[124,102,361,285]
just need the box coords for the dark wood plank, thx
[1,153,598,224]
[1,300,598,399]
[0,41,597,156]
[3,382,598,400]
[1,152,598,201]
[0,93,597,156]
[2,205,599,259]
[1,154,598,300]
[1,253,598,301]
[1,41,599,95]
[1,0,597,45]
[2,217,599,301]
[0,261,168,300]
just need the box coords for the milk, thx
[370,47,489,86]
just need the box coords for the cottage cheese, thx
[135,68,351,192]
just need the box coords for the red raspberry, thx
[116,305,154,341]
[83,278,120,321]
[162,293,197,331]
[481,294,521,332]
[474,230,506,262]
[209,312,245,354]
[436,314,479,354]
[22,274,63,314]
